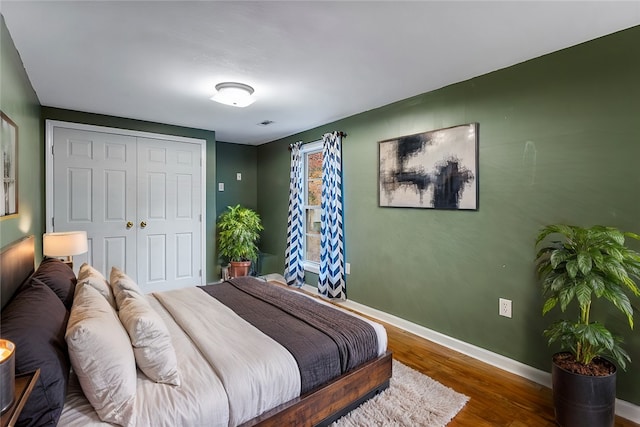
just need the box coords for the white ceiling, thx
[2,1,639,145]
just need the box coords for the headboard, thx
[0,235,35,310]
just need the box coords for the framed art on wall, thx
[379,123,478,210]
[1,111,18,217]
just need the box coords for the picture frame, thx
[1,111,18,217]
[379,123,478,210]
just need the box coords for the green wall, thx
[41,107,219,283]
[213,141,258,277]
[257,27,640,404]
[0,16,43,256]
[215,141,257,217]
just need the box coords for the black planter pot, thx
[552,353,616,427]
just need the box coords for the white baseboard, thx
[301,286,640,424]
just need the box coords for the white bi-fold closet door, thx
[46,121,206,292]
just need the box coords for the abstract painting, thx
[379,123,478,210]
[1,112,18,217]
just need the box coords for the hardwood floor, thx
[289,284,637,426]
[381,321,639,427]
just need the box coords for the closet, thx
[46,121,205,292]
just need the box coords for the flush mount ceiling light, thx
[211,82,255,107]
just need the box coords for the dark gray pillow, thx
[31,257,77,310]
[0,280,70,427]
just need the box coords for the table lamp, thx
[43,231,88,269]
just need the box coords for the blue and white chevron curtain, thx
[284,141,305,287]
[318,132,346,300]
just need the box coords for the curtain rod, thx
[288,131,347,150]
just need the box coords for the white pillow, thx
[77,263,116,309]
[110,267,179,385]
[110,266,143,307]
[66,284,136,427]
[118,289,180,386]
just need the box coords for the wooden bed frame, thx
[0,235,392,426]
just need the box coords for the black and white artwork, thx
[1,112,18,217]
[379,123,478,210]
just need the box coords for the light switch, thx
[236,173,242,181]
[218,182,224,191]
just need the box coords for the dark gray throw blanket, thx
[199,277,378,393]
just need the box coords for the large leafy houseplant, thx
[217,205,263,277]
[535,224,640,371]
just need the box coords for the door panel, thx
[53,127,137,277]
[147,172,167,219]
[175,232,193,278]
[146,234,167,282]
[176,174,193,218]
[136,137,202,292]
[68,168,92,221]
[105,236,128,274]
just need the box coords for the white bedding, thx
[154,287,301,426]
[59,295,230,427]
[59,282,388,427]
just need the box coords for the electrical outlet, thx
[218,182,224,191]
[236,173,242,181]
[499,298,512,318]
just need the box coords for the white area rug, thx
[332,360,469,427]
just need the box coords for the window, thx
[302,141,322,272]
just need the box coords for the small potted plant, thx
[535,224,640,427]
[217,205,264,278]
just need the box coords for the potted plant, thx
[535,224,640,427]
[217,205,264,278]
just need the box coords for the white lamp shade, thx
[43,231,88,257]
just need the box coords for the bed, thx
[0,236,391,427]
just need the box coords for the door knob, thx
[126,221,133,229]
[140,221,147,228]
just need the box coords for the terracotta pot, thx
[552,353,616,427]
[229,261,252,278]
